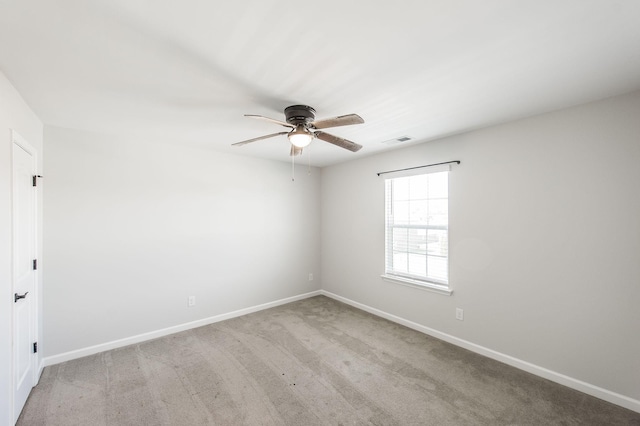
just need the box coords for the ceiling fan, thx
[232,105,364,156]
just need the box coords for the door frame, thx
[11,129,40,423]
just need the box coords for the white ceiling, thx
[1,0,640,167]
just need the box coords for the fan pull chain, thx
[291,152,295,181]
[308,145,312,175]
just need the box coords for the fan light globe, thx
[288,125,313,148]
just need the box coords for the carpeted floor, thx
[18,296,640,425]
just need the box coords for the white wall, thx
[321,91,640,404]
[0,71,44,426]
[43,126,321,357]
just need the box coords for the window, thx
[383,166,450,293]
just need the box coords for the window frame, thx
[381,164,452,296]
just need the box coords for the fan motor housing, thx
[285,105,316,125]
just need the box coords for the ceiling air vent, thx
[381,136,412,146]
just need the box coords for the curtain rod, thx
[376,161,460,176]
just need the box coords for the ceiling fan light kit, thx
[233,105,364,156]
[288,124,313,148]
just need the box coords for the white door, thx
[12,131,38,422]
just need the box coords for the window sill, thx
[380,274,453,296]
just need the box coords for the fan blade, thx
[290,145,303,156]
[232,132,288,146]
[245,114,294,128]
[314,131,363,152]
[311,114,364,130]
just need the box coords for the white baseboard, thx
[43,290,322,367]
[320,290,640,414]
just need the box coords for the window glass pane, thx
[392,228,408,252]
[409,174,428,199]
[408,253,426,276]
[428,172,448,198]
[409,200,428,225]
[393,178,409,201]
[427,255,448,281]
[393,200,409,225]
[407,228,426,254]
[427,200,448,225]
[392,252,408,274]
[427,229,448,256]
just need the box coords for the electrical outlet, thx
[188,296,196,307]
[309,273,313,281]
[456,308,464,321]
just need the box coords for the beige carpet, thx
[18,296,640,425]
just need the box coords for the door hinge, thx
[33,259,37,270]
[33,342,38,354]
[32,175,43,187]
